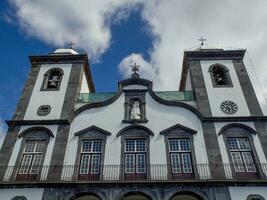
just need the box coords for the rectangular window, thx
[168,139,192,174]
[19,141,45,174]
[125,139,146,174]
[227,138,256,173]
[79,140,102,175]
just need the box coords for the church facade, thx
[0,47,267,200]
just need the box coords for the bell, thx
[47,75,59,88]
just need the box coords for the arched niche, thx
[170,191,205,200]
[75,195,101,200]
[120,192,152,200]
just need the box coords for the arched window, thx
[247,194,265,200]
[209,64,232,87]
[41,67,64,91]
[219,124,262,179]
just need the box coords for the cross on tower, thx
[66,41,76,49]
[198,37,207,46]
[130,63,140,78]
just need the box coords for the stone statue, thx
[47,75,60,88]
[130,101,141,120]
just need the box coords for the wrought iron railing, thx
[1,163,266,183]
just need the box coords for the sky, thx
[1,0,267,140]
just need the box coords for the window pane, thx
[136,154,146,173]
[242,152,256,172]
[136,140,146,152]
[125,154,135,173]
[80,155,90,174]
[228,138,239,150]
[92,141,102,153]
[82,141,92,153]
[24,141,35,153]
[231,152,245,172]
[180,139,190,151]
[171,154,181,173]
[30,154,43,174]
[238,138,251,150]
[169,139,179,152]
[35,142,45,153]
[125,140,135,152]
[19,155,32,174]
[182,153,192,173]
[90,154,101,174]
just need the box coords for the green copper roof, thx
[77,91,195,103]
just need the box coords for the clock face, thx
[220,100,238,114]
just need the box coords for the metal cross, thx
[131,63,140,74]
[198,37,207,46]
[66,41,76,49]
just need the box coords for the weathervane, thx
[131,63,140,79]
[198,37,207,46]
[66,41,76,49]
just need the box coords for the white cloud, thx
[9,0,142,61]
[9,0,267,112]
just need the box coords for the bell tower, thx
[0,48,95,177]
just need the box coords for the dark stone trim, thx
[179,49,246,91]
[169,190,206,200]
[201,122,225,179]
[29,54,95,92]
[6,120,69,127]
[233,60,263,116]
[160,124,197,135]
[117,125,154,137]
[247,194,265,200]
[218,123,257,135]
[69,192,103,200]
[253,122,267,162]
[60,63,84,120]
[119,191,153,200]
[47,124,70,180]
[74,125,111,137]
[13,64,41,120]
[18,126,55,138]
[202,116,267,122]
[0,126,21,180]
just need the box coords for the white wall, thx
[185,72,192,91]
[0,188,44,200]
[80,72,90,93]
[63,89,209,179]
[201,60,250,117]
[229,186,267,200]
[5,125,58,181]
[24,64,72,120]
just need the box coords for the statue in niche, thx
[130,101,141,120]
[47,74,60,89]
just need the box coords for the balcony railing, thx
[1,163,267,183]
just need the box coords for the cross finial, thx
[198,37,207,46]
[130,63,140,78]
[66,41,76,49]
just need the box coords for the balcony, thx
[1,163,267,183]
[77,91,195,104]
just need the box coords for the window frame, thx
[74,126,110,181]
[209,64,233,88]
[120,127,151,180]
[13,128,51,181]
[222,125,264,179]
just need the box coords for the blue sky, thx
[1,0,267,132]
[0,1,152,122]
